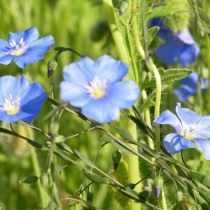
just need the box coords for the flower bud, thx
[47,59,57,78]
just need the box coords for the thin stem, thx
[141,89,154,150]
[161,187,168,210]
[102,0,130,64]
[131,0,145,60]
[146,58,161,152]
[30,148,49,208]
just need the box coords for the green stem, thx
[126,119,141,210]
[131,0,145,60]
[161,187,168,210]
[141,90,154,150]
[102,0,130,64]
[146,58,161,152]
[102,1,141,210]
[30,147,49,208]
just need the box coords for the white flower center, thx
[86,76,107,99]
[181,125,196,140]
[0,95,21,115]
[10,38,27,56]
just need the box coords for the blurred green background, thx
[0,0,120,209]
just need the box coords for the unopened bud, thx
[47,59,57,78]
[154,177,163,198]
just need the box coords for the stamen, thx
[10,38,27,56]
[86,76,107,99]
[181,125,196,140]
[1,95,21,115]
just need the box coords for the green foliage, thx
[1,0,210,210]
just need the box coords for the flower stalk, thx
[102,1,142,210]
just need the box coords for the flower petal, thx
[194,139,210,160]
[63,57,94,86]
[153,110,182,132]
[179,72,198,90]
[21,92,46,122]
[82,97,119,123]
[163,133,194,154]
[176,28,196,45]
[193,116,210,139]
[0,54,13,65]
[179,44,199,67]
[60,81,90,107]
[21,82,46,105]
[149,18,174,41]
[108,81,140,108]
[8,27,39,43]
[14,35,55,68]
[175,103,201,126]
[174,85,195,102]
[155,40,183,65]
[93,55,128,83]
[0,76,46,123]
[0,76,29,101]
[0,39,13,65]
[0,111,33,123]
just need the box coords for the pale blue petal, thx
[8,27,39,43]
[63,57,94,86]
[0,76,46,123]
[0,39,10,49]
[0,111,33,123]
[175,103,201,126]
[193,116,210,139]
[176,28,196,44]
[82,98,119,123]
[22,27,39,43]
[60,81,90,107]
[194,139,210,160]
[153,110,182,132]
[0,76,29,101]
[0,39,13,65]
[108,81,140,108]
[93,55,128,83]
[163,133,194,154]
[14,35,55,68]
[0,54,13,65]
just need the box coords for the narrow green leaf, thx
[142,68,192,89]
[84,171,107,183]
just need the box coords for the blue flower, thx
[174,72,208,102]
[0,76,46,123]
[150,18,199,67]
[154,103,210,159]
[0,27,55,68]
[60,55,140,123]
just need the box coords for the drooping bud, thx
[154,176,163,198]
[47,59,57,78]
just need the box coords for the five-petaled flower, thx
[150,18,199,67]
[0,76,46,123]
[154,103,210,159]
[0,27,55,68]
[60,55,140,123]
[174,72,208,102]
